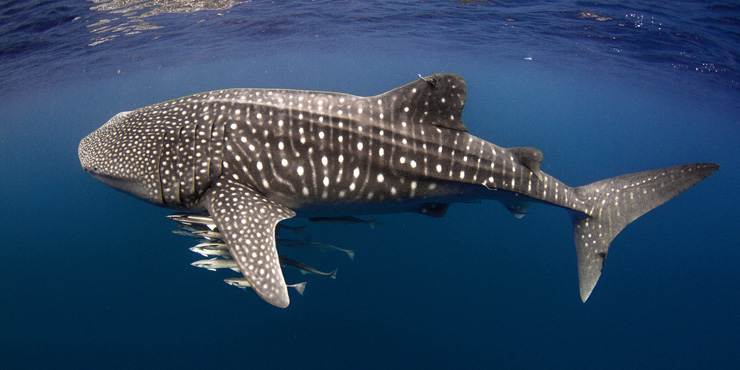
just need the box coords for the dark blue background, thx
[1,1,738,369]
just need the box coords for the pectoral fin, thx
[204,179,296,308]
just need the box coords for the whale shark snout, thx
[79,110,167,206]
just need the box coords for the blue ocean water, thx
[1,1,739,369]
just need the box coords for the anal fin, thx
[204,179,296,308]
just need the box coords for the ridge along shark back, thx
[79,74,718,308]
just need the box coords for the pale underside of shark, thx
[78,73,718,308]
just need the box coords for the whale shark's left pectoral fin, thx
[204,179,296,308]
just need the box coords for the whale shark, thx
[78,74,718,308]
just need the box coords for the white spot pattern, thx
[204,179,295,308]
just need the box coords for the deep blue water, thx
[1,1,739,369]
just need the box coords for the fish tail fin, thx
[571,163,718,302]
[189,247,208,257]
[291,282,307,296]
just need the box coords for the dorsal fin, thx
[376,73,468,132]
[509,146,544,181]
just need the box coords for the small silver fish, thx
[192,252,337,280]
[192,230,225,241]
[308,216,382,229]
[277,236,355,260]
[225,278,306,296]
[191,258,239,272]
[172,229,198,237]
[189,242,230,257]
[280,256,337,279]
[177,222,214,234]
[173,227,222,243]
[167,212,217,227]
[173,212,304,236]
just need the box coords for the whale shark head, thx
[79,110,167,207]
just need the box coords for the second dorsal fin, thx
[509,146,544,181]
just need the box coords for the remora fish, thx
[276,236,356,260]
[280,256,338,279]
[225,278,307,296]
[191,257,239,271]
[193,254,338,279]
[309,216,382,229]
[189,242,231,257]
[172,212,305,236]
[168,211,216,227]
[79,73,718,308]
[192,230,224,241]
[176,223,212,234]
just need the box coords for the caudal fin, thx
[572,163,719,302]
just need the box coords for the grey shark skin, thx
[79,74,719,308]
